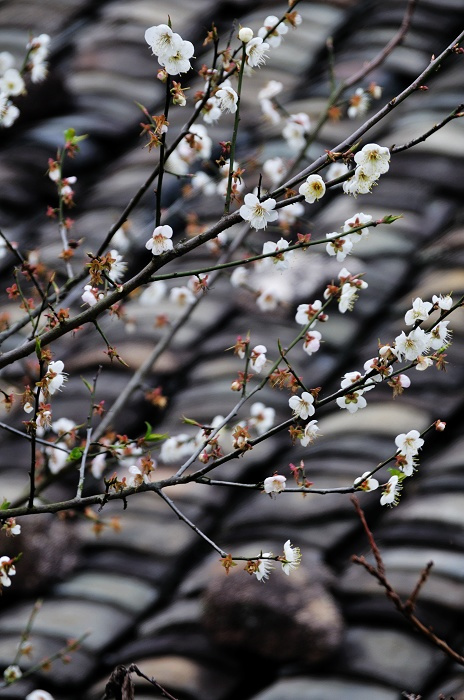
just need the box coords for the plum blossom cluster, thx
[324,267,368,314]
[394,295,453,363]
[246,540,301,582]
[326,212,373,262]
[343,143,390,197]
[145,24,194,76]
[354,427,427,508]
[0,34,50,128]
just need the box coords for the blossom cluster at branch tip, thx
[145,24,194,75]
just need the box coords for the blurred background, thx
[1,0,464,698]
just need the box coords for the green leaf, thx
[144,424,168,442]
[67,447,84,462]
[81,376,93,393]
[0,498,11,510]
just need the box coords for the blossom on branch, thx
[288,392,315,420]
[240,193,278,230]
[354,472,379,491]
[264,474,286,495]
[245,37,270,68]
[145,225,174,255]
[299,174,326,203]
[281,540,301,575]
[380,475,402,507]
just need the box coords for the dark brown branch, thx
[351,497,464,667]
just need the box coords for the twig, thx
[351,497,464,667]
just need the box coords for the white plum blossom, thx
[157,38,194,76]
[303,330,322,356]
[258,15,288,48]
[262,238,294,271]
[197,96,221,124]
[395,429,424,456]
[215,85,238,113]
[299,420,321,446]
[160,434,193,463]
[281,540,302,575]
[325,161,349,181]
[380,475,402,507]
[240,193,278,230]
[260,97,281,124]
[23,401,34,413]
[46,447,69,475]
[145,224,174,255]
[139,280,167,305]
[177,124,212,162]
[170,286,195,307]
[145,24,179,57]
[91,452,106,479]
[264,474,286,494]
[249,344,267,373]
[354,143,390,177]
[256,288,281,312]
[52,417,75,435]
[0,68,24,96]
[0,556,16,588]
[278,201,304,227]
[81,284,101,307]
[2,518,21,536]
[282,113,310,151]
[230,266,249,288]
[429,320,451,349]
[432,293,453,311]
[336,390,367,413]
[238,27,254,43]
[363,357,392,381]
[394,327,430,361]
[338,284,358,313]
[107,249,127,283]
[415,355,434,371]
[354,472,380,492]
[288,392,315,420]
[245,37,270,68]
[258,80,283,101]
[0,100,20,127]
[326,232,353,261]
[404,297,433,325]
[347,88,370,119]
[249,402,275,435]
[342,167,377,196]
[254,554,273,582]
[295,300,322,325]
[26,691,55,700]
[0,52,14,74]
[46,360,67,395]
[343,212,373,240]
[3,664,21,682]
[263,157,286,186]
[299,174,326,203]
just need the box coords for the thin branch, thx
[351,497,464,667]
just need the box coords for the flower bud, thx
[238,27,254,43]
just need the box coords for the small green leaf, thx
[0,498,11,510]
[81,376,93,393]
[67,447,84,462]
